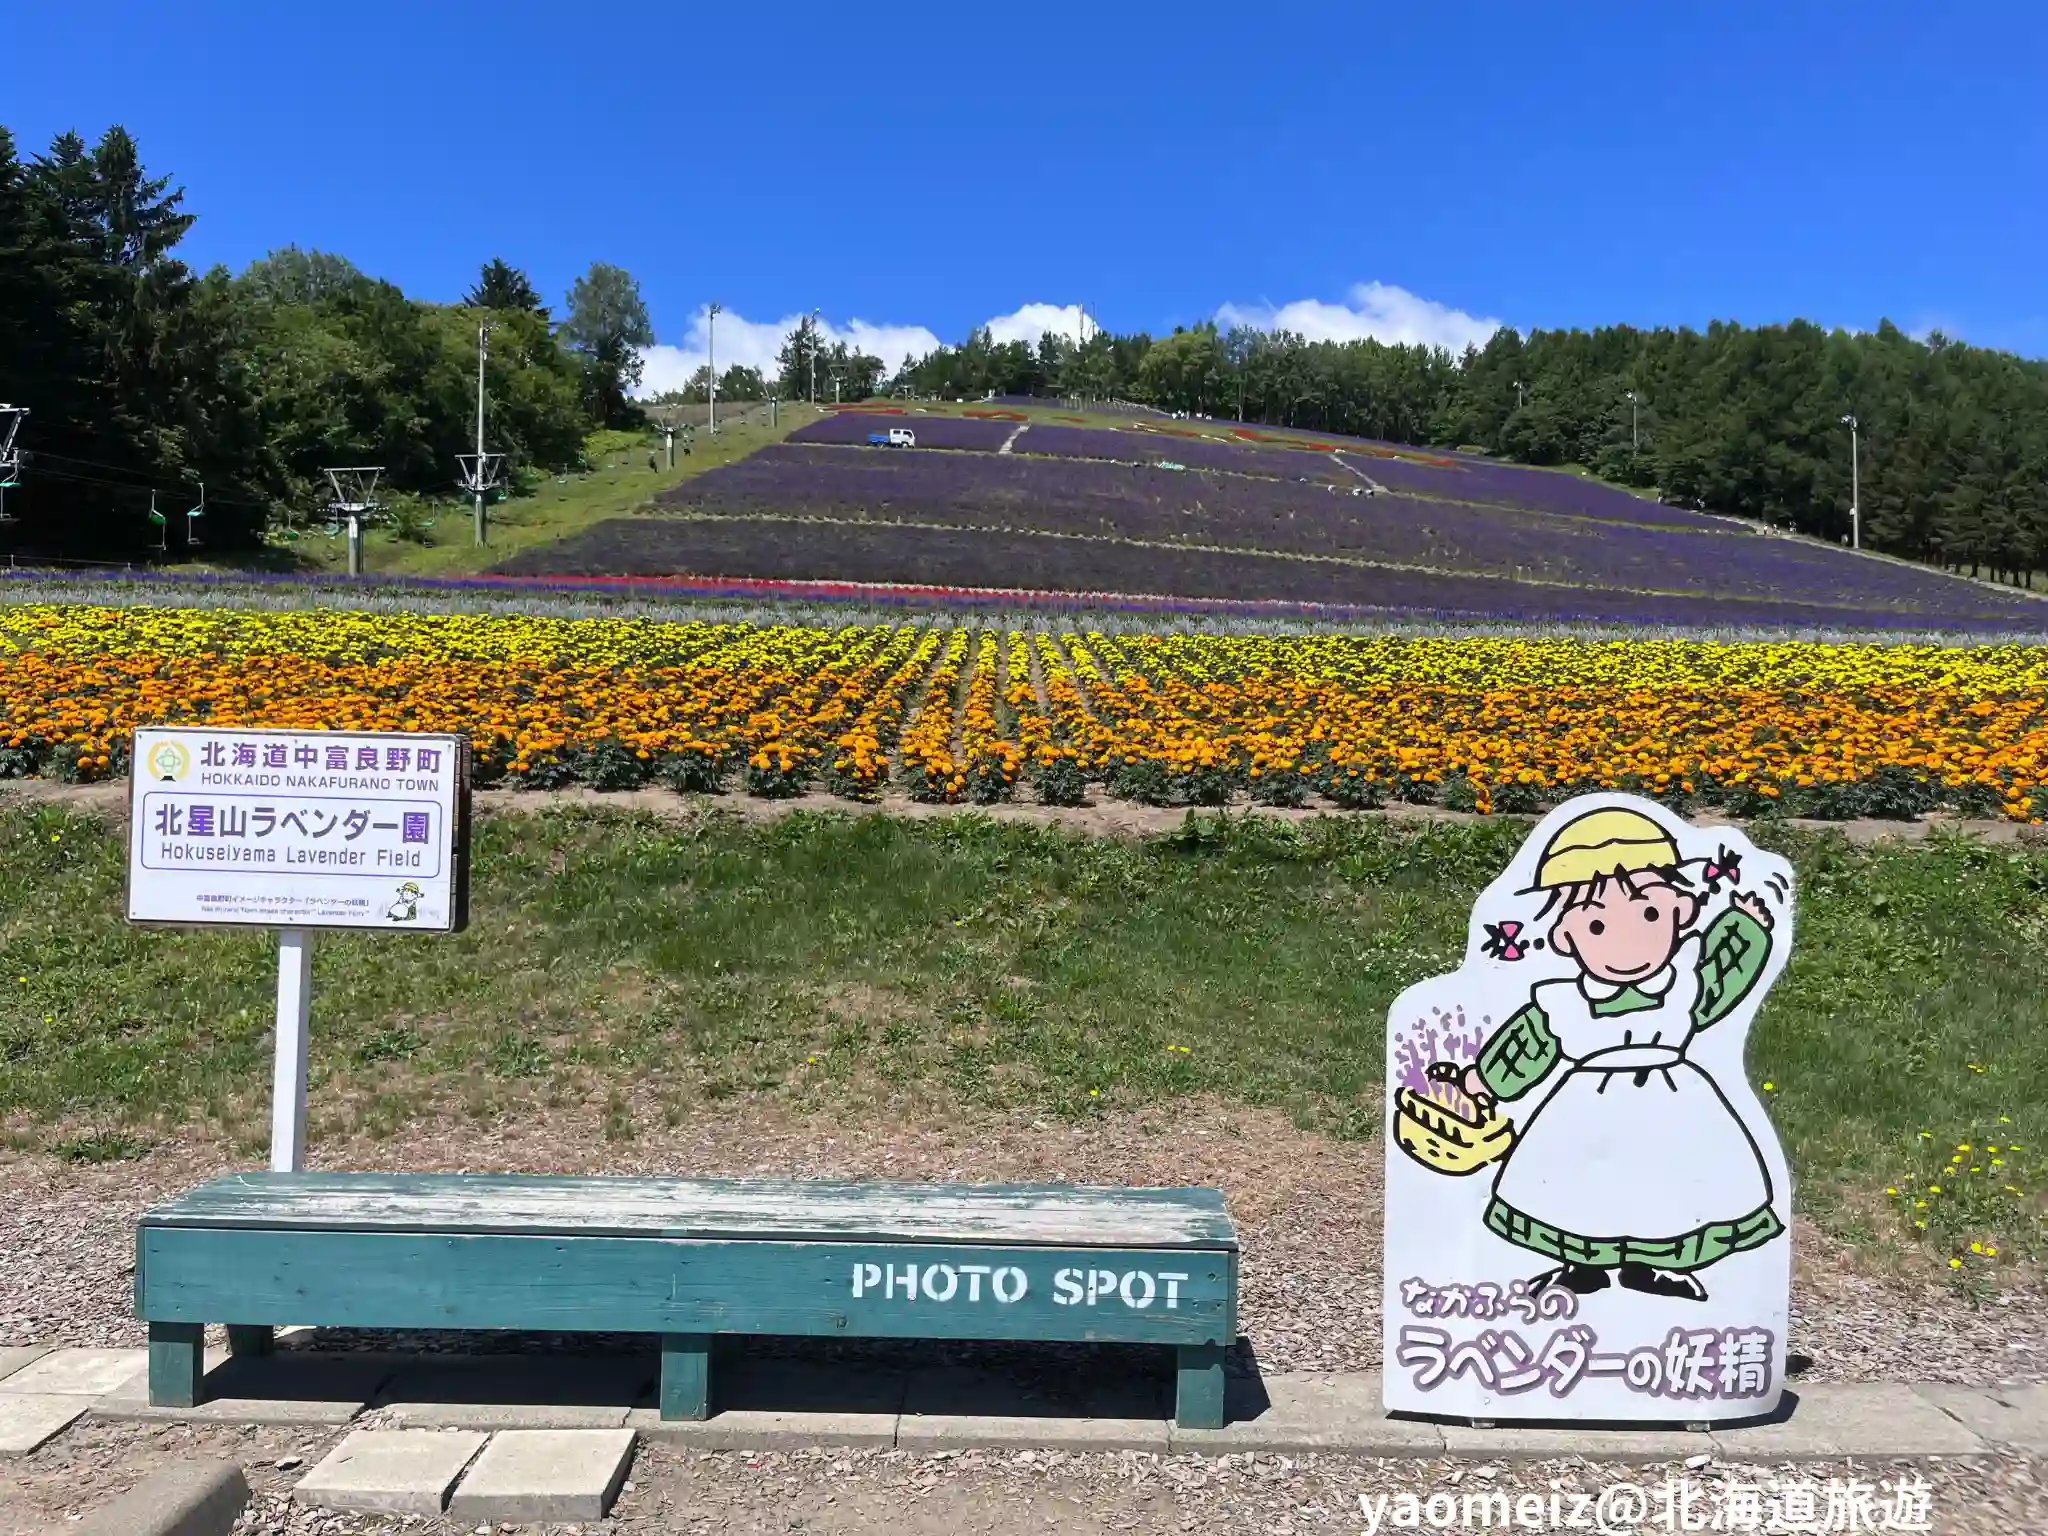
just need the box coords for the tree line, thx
[643,318,892,411]
[893,319,2048,580]
[0,125,656,556]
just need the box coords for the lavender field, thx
[499,519,2037,631]
[1017,421,1727,529]
[646,443,2039,622]
[481,411,2048,630]
[1018,423,1351,484]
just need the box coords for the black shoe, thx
[1530,1263,1610,1296]
[1619,1263,1708,1301]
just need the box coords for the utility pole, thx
[809,308,820,404]
[1513,379,1526,410]
[707,302,721,435]
[1626,390,1640,451]
[1841,413,1860,550]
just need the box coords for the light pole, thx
[1625,390,1640,451]
[707,302,721,435]
[1841,413,1860,550]
[1512,379,1525,410]
[474,323,490,545]
[809,308,820,404]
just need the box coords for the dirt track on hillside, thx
[6,777,2041,847]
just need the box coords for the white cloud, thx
[634,306,945,397]
[982,302,1093,347]
[1215,281,1504,353]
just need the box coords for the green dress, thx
[1475,907,1784,1273]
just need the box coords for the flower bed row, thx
[5,606,2048,821]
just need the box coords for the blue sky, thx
[11,0,2046,385]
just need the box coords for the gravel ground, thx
[0,1100,2039,1385]
[0,1419,2042,1536]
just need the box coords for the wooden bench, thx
[135,1173,1241,1428]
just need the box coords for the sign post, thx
[127,727,471,1173]
[271,930,314,1172]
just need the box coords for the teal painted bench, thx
[135,1173,1241,1428]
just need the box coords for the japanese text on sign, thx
[127,728,468,932]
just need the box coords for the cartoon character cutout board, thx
[1383,795,1794,1422]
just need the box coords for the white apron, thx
[1491,936,1771,1244]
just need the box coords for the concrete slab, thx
[293,1428,489,1515]
[0,1347,50,1386]
[0,1393,89,1456]
[897,1365,1168,1452]
[446,1429,636,1523]
[94,1350,389,1426]
[1169,1373,1447,1455]
[629,1357,902,1449]
[1914,1384,2048,1453]
[1442,1424,1717,1461]
[1,1347,148,1398]
[1711,1383,1990,1458]
[374,1354,650,1429]
[71,1460,248,1536]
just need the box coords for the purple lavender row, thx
[658,444,2042,620]
[967,421,1732,532]
[498,518,2035,632]
[1016,423,1352,485]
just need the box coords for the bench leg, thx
[226,1325,275,1358]
[1175,1343,1227,1430]
[148,1321,206,1409]
[661,1333,713,1421]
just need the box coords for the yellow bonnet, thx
[1530,806,1680,890]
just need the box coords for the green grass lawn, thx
[1,803,2041,1272]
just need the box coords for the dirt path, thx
[6,775,2041,847]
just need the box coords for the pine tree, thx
[466,258,549,321]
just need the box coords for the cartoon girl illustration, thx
[386,881,424,922]
[1428,805,1785,1304]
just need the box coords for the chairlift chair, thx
[0,404,26,521]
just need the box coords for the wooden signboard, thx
[1383,794,1795,1422]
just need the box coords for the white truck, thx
[867,427,917,448]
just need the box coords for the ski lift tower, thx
[457,322,505,547]
[0,404,25,524]
[324,466,383,575]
